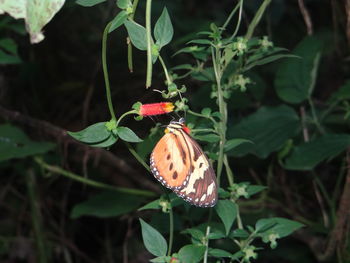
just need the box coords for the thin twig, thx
[298,0,313,35]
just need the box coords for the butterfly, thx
[150,118,218,207]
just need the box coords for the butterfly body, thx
[150,118,218,207]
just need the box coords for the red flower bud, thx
[139,102,174,116]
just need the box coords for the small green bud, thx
[159,199,170,213]
[232,37,248,56]
[259,36,273,51]
[234,74,251,92]
[126,6,133,15]
[243,246,258,262]
[152,44,159,56]
[105,119,117,131]
[268,233,279,249]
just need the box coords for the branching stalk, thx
[34,157,155,197]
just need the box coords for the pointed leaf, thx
[109,11,128,33]
[208,248,232,258]
[138,199,161,211]
[124,20,147,50]
[70,191,142,218]
[76,0,106,7]
[0,124,55,161]
[139,219,168,257]
[284,134,350,170]
[178,244,206,263]
[154,7,173,48]
[214,200,237,235]
[68,122,110,144]
[224,138,252,152]
[275,34,330,103]
[256,217,304,238]
[88,134,118,148]
[116,126,143,143]
[117,0,129,9]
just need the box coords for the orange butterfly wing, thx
[150,128,218,207]
[150,132,191,190]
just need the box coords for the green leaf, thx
[124,20,147,50]
[138,199,161,211]
[172,46,206,57]
[139,219,168,257]
[284,134,350,170]
[329,80,350,102]
[208,248,232,258]
[274,34,329,103]
[0,124,55,162]
[76,0,106,7]
[68,122,110,144]
[70,191,142,218]
[246,185,267,197]
[256,217,304,238]
[178,244,206,263]
[230,229,249,238]
[88,134,118,148]
[187,39,212,45]
[117,0,129,9]
[181,228,205,241]
[109,11,128,33]
[0,50,21,64]
[224,138,252,152]
[194,134,220,143]
[228,105,300,158]
[154,7,173,48]
[245,54,299,71]
[116,126,143,143]
[214,200,237,235]
[0,38,18,54]
[150,256,171,263]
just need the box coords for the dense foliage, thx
[0,0,349,263]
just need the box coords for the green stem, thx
[221,0,241,31]
[159,55,172,85]
[102,21,117,121]
[167,205,174,257]
[125,142,151,172]
[203,226,211,263]
[308,97,324,134]
[127,40,133,72]
[212,47,227,184]
[116,110,138,127]
[191,128,218,134]
[235,203,243,229]
[145,0,152,88]
[127,0,140,72]
[26,169,48,263]
[245,0,272,40]
[223,154,234,186]
[187,109,217,126]
[34,157,155,197]
[230,0,243,39]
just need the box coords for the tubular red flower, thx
[139,102,174,116]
